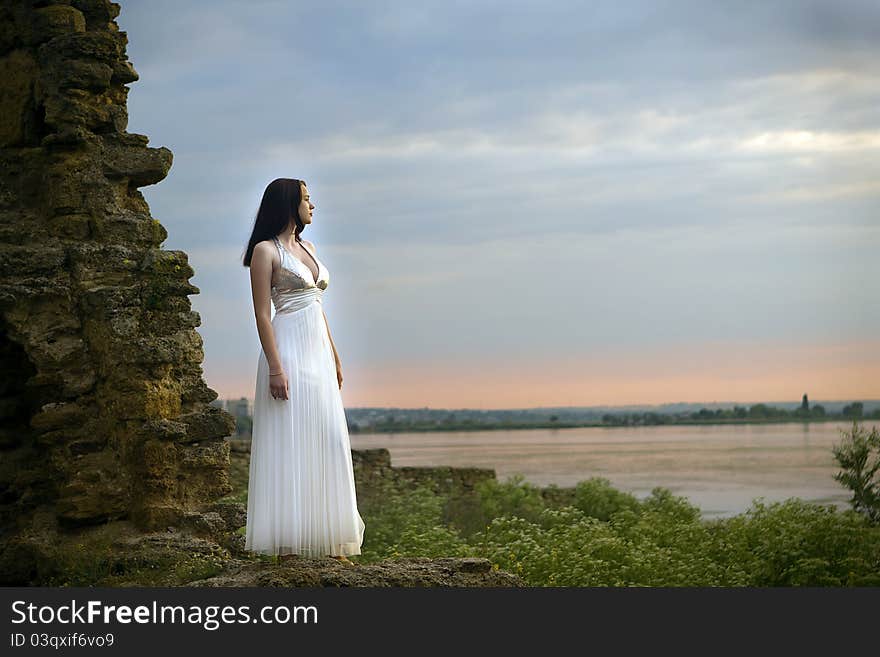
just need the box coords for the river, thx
[349,420,873,519]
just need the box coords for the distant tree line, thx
[221,392,876,435]
[348,399,879,433]
[601,398,877,427]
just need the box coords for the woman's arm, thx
[250,241,284,373]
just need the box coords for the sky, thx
[117,0,880,409]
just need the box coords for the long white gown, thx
[245,236,366,557]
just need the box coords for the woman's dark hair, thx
[242,178,307,266]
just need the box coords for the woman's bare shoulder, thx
[252,238,280,263]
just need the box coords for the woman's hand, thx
[269,371,289,400]
[335,361,343,390]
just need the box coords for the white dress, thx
[245,236,366,557]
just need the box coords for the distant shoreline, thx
[348,416,876,434]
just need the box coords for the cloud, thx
[117,1,880,404]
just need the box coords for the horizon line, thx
[216,397,880,411]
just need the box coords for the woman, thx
[242,177,365,565]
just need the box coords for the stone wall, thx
[351,448,497,498]
[228,441,498,502]
[0,0,236,563]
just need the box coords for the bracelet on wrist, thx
[269,371,283,376]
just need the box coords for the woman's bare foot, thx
[329,555,355,566]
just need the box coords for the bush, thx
[474,474,547,525]
[470,507,625,586]
[571,476,641,521]
[469,503,723,586]
[832,421,880,523]
[702,498,880,586]
[357,477,469,562]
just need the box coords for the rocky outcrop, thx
[190,556,523,588]
[0,0,235,575]
[0,499,525,587]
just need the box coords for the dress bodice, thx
[271,236,329,315]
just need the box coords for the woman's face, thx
[298,184,314,225]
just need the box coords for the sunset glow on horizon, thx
[210,338,880,409]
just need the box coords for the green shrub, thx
[474,474,547,525]
[384,525,473,559]
[703,497,880,586]
[357,477,469,562]
[465,485,880,586]
[832,420,880,523]
[571,476,641,521]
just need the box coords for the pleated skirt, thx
[245,299,366,557]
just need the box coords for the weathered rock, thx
[189,556,525,588]
[0,511,527,588]
[0,0,236,559]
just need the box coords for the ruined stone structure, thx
[0,0,236,572]
[351,448,498,497]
